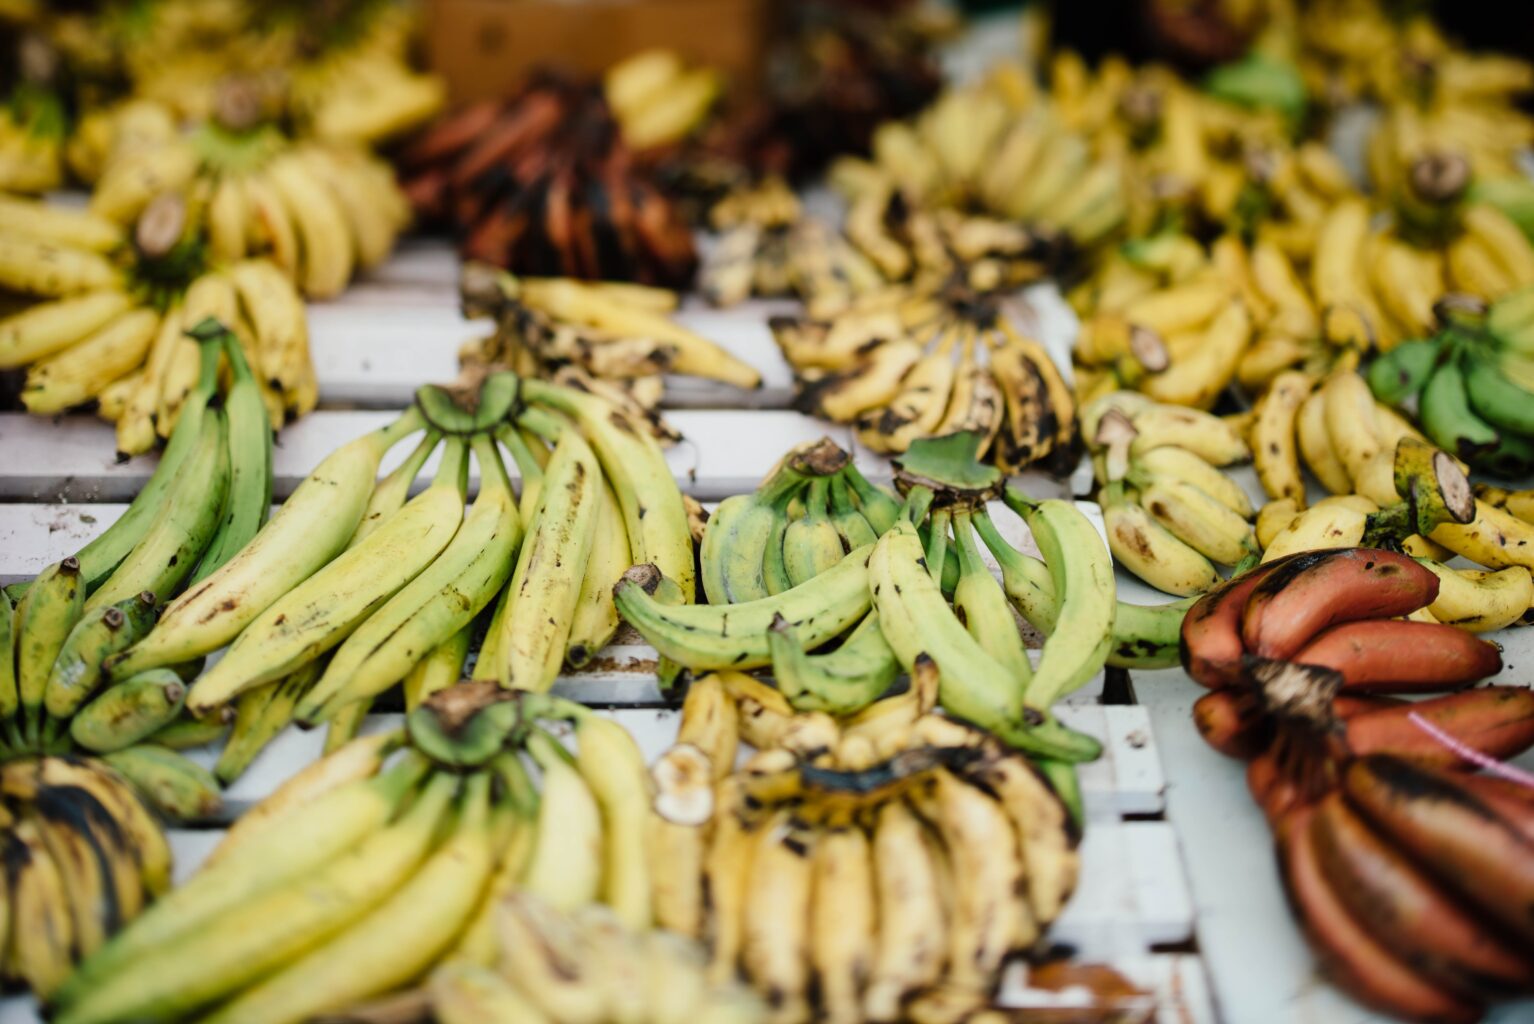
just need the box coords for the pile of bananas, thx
[0,194,314,454]
[85,91,409,300]
[458,263,762,436]
[1081,393,1256,595]
[829,78,1129,256]
[0,755,178,1002]
[1370,289,1534,478]
[398,74,699,287]
[770,266,1077,470]
[79,371,694,780]
[0,33,67,194]
[430,893,767,1024]
[1179,551,1534,1022]
[642,669,1081,1024]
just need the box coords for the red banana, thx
[1344,755,1534,945]
[1311,790,1534,998]
[1277,804,1483,1024]
[1335,694,1406,718]
[1242,549,1440,661]
[399,99,502,169]
[1457,774,1534,843]
[1248,750,1302,825]
[1179,559,1287,688]
[1293,620,1502,693]
[1193,689,1271,759]
[1345,687,1534,771]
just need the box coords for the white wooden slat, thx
[0,409,864,502]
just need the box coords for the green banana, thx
[86,407,230,612]
[972,509,1191,669]
[951,509,1032,685]
[783,476,847,587]
[523,379,695,602]
[828,473,879,549]
[214,662,319,785]
[1036,759,1085,829]
[15,557,86,735]
[1486,281,1534,350]
[1003,490,1116,708]
[44,591,157,718]
[701,464,804,605]
[565,478,630,669]
[614,544,874,671]
[1463,351,1534,437]
[1367,336,1442,406]
[101,744,221,821]
[300,433,522,721]
[107,407,428,679]
[72,333,219,593]
[70,669,187,753]
[191,328,272,583]
[151,713,231,750]
[0,586,19,728]
[1419,356,1500,462]
[322,700,370,755]
[841,461,900,534]
[185,436,468,713]
[768,610,898,715]
[762,491,796,597]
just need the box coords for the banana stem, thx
[431,435,470,496]
[516,405,569,442]
[901,485,935,526]
[924,508,951,585]
[376,404,428,452]
[491,751,540,820]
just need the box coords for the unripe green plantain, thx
[15,556,87,734]
[45,591,158,718]
[70,669,186,753]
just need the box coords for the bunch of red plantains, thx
[396,75,697,287]
[1181,546,1534,1023]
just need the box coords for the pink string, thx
[1408,711,1534,790]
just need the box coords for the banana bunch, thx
[458,263,763,436]
[1084,392,1257,596]
[604,48,722,153]
[699,177,887,318]
[828,79,1128,255]
[0,72,67,194]
[87,94,409,300]
[0,194,316,454]
[0,323,271,802]
[0,755,177,1003]
[431,894,766,1024]
[90,371,694,774]
[771,271,1077,471]
[1369,291,1534,479]
[1180,553,1534,1022]
[641,669,1083,1024]
[398,77,698,288]
[701,439,897,607]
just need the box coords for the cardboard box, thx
[425,0,770,104]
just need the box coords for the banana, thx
[863,799,946,1022]
[86,404,229,611]
[1261,502,1370,562]
[22,307,159,415]
[264,154,355,300]
[6,818,75,1000]
[523,380,695,601]
[1100,482,1219,596]
[186,434,466,711]
[810,823,876,1024]
[25,789,118,963]
[229,258,311,403]
[15,556,87,736]
[1432,499,1534,572]
[808,340,924,423]
[702,470,805,605]
[56,767,453,1024]
[494,891,610,1024]
[1141,303,1251,410]
[568,713,653,930]
[521,730,604,912]
[1420,561,1533,632]
[70,670,187,752]
[0,291,134,370]
[911,768,1033,993]
[431,960,553,1024]
[207,175,250,263]
[38,756,172,900]
[966,744,1078,927]
[202,775,496,1024]
[742,811,815,1024]
[1132,444,1254,517]
[1321,371,1384,483]
[44,592,158,720]
[191,331,272,583]
[566,479,630,669]
[215,665,316,784]
[1127,403,1250,465]
[1296,388,1352,494]
[769,611,898,716]
[300,436,521,721]
[100,744,220,821]
[87,144,198,224]
[110,409,426,677]
[1137,476,1258,566]
[782,477,847,588]
[615,545,873,671]
[1251,371,1314,505]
